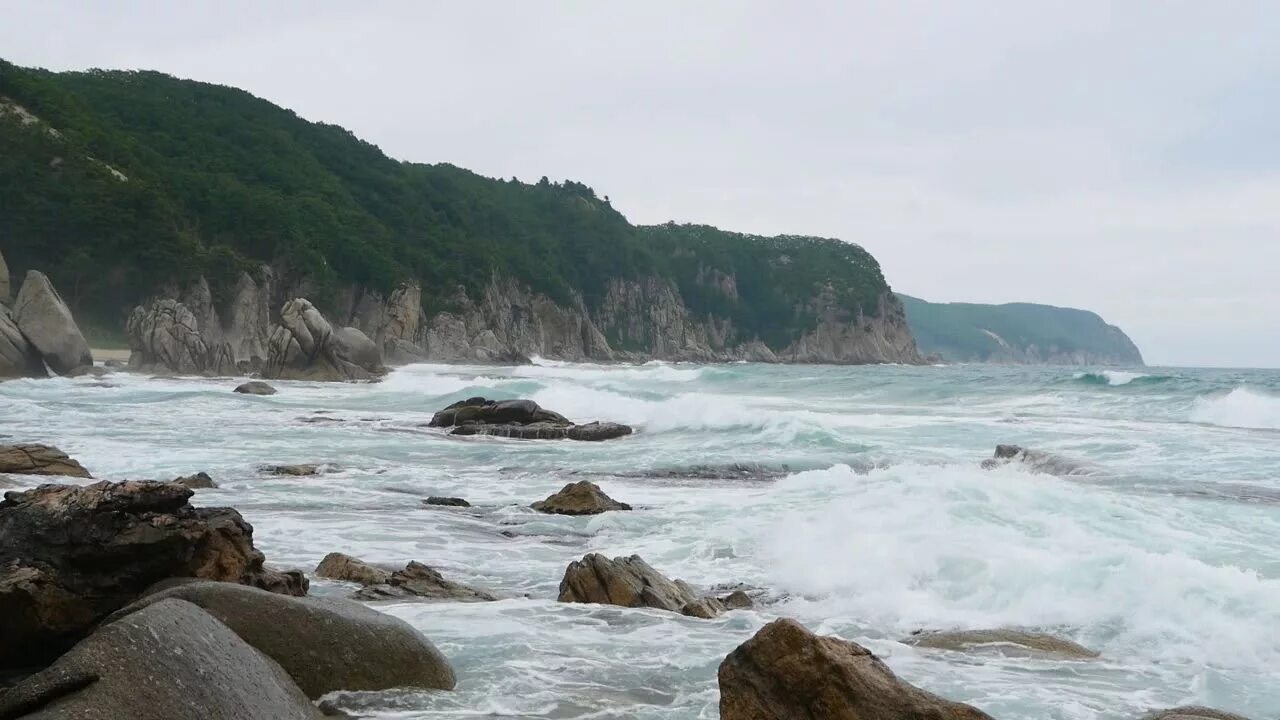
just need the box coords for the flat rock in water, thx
[354,561,496,602]
[172,471,217,489]
[265,463,333,476]
[111,580,456,698]
[424,496,470,507]
[566,421,633,441]
[0,598,321,720]
[1143,708,1253,720]
[429,397,632,441]
[903,628,1099,659]
[315,552,392,586]
[531,480,631,515]
[557,553,723,619]
[718,618,995,720]
[234,380,278,395]
[0,443,91,478]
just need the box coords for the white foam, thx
[1191,387,1280,430]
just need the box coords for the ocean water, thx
[2,361,1278,719]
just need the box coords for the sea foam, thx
[1191,387,1280,430]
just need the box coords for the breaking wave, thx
[1191,387,1280,430]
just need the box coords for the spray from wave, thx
[1072,371,1167,387]
[1191,387,1280,430]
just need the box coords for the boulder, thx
[354,561,496,602]
[718,618,995,720]
[265,463,330,476]
[567,421,633,441]
[0,480,304,668]
[0,306,46,379]
[903,628,1099,659]
[264,298,386,382]
[314,552,392,586]
[234,380,278,395]
[172,471,218,489]
[0,444,91,478]
[720,590,754,610]
[11,271,92,375]
[557,553,722,618]
[428,397,633,442]
[111,581,456,698]
[0,599,322,720]
[1142,708,1252,720]
[531,480,631,515]
[126,298,235,375]
[981,444,1091,476]
[425,496,470,507]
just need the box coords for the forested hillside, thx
[898,294,1144,366]
[0,59,892,353]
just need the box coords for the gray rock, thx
[720,590,754,610]
[557,553,722,619]
[0,598,322,720]
[114,580,456,698]
[234,380,278,395]
[172,471,217,489]
[12,271,92,375]
[531,480,631,515]
[64,365,106,378]
[0,246,9,304]
[567,421,633,441]
[1142,708,1252,720]
[354,561,496,602]
[424,496,470,507]
[264,299,386,382]
[981,444,1093,476]
[126,298,235,375]
[0,306,45,379]
[903,628,1099,659]
[314,552,391,586]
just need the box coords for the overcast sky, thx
[3,1,1277,367]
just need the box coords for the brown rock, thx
[531,480,631,515]
[720,590,755,610]
[1143,708,1253,720]
[315,552,392,586]
[172,471,218,489]
[0,479,305,669]
[904,628,1099,659]
[718,618,995,720]
[557,553,720,619]
[354,561,496,602]
[0,443,91,478]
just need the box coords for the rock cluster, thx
[531,480,631,515]
[718,618,995,720]
[557,553,726,619]
[264,298,386,382]
[429,397,633,441]
[126,298,235,375]
[316,552,496,602]
[0,443,92,478]
[0,271,93,378]
[0,480,304,667]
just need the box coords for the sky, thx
[2,1,1277,367]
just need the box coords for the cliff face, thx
[898,294,1144,366]
[128,270,922,371]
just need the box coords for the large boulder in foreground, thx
[0,480,305,668]
[126,297,235,375]
[429,396,632,441]
[903,628,1099,659]
[354,560,497,602]
[114,581,456,697]
[0,444,91,478]
[11,271,92,375]
[557,553,723,619]
[532,480,631,515]
[718,618,995,720]
[0,306,46,379]
[264,298,386,382]
[0,599,321,720]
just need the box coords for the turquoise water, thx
[2,361,1278,718]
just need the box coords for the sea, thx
[2,360,1277,719]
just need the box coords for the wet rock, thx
[112,581,456,698]
[265,463,331,476]
[354,561,496,602]
[0,306,46,379]
[531,480,631,515]
[0,599,321,720]
[903,628,1099,659]
[620,463,791,482]
[11,271,93,375]
[720,590,754,610]
[718,618,995,720]
[566,421,633,441]
[315,552,392,586]
[451,421,573,439]
[557,553,722,619]
[172,471,218,489]
[64,364,107,377]
[428,397,632,442]
[981,444,1091,476]
[424,496,470,507]
[0,480,304,668]
[126,298,235,375]
[1142,708,1252,720]
[264,298,386,382]
[234,380,278,395]
[0,444,91,478]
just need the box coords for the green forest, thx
[0,59,890,348]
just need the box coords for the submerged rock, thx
[315,552,392,586]
[1143,708,1252,720]
[0,443,91,478]
[428,396,632,442]
[112,581,456,698]
[11,271,93,375]
[0,480,304,668]
[718,618,995,720]
[424,496,470,507]
[354,561,496,602]
[903,628,1099,659]
[981,444,1091,476]
[234,380,278,395]
[531,480,631,515]
[0,598,321,720]
[557,553,723,619]
[264,298,386,382]
[172,471,218,489]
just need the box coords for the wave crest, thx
[1191,387,1280,430]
